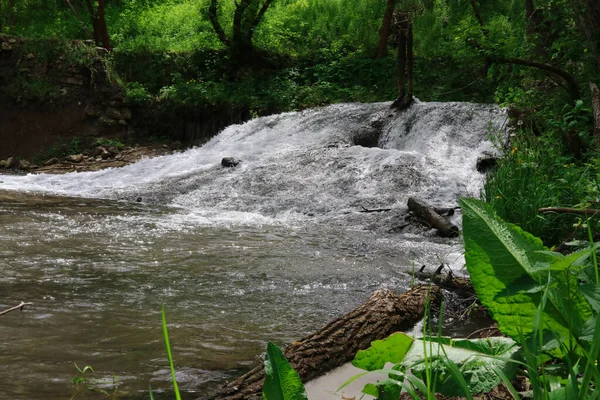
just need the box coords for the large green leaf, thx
[404,336,519,396]
[262,342,307,400]
[351,332,518,397]
[460,198,592,346]
[352,332,414,370]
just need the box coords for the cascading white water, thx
[0,101,505,226]
[0,101,507,399]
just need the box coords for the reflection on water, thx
[0,191,465,399]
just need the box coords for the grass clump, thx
[484,131,600,247]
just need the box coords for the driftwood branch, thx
[408,197,459,237]
[539,207,600,216]
[0,301,33,317]
[359,205,392,213]
[210,285,441,400]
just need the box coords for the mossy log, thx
[209,284,441,400]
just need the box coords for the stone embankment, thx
[0,34,132,159]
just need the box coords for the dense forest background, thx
[1,0,600,245]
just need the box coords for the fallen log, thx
[209,284,441,400]
[415,264,474,298]
[407,197,459,238]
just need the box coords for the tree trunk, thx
[407,197,459,238]
[570,0,600,72]
[210,285,442,400]
[525,0,535,20]
[469,0,485,28]
[407,22,414,100]
[7,0,13,28]
[396,17,407,101]
[590,83,600,146]
[95,0,111,49]
[376,0,396,59]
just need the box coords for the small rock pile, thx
[0,157,37,170]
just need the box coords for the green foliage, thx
[71,363,121,399]
[462,197,600,398]
[461,198,594,348]
[484,132,600,246]
[262,342,307,400]
[94,137,125,149]
[350,332,518,397]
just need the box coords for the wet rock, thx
[120,108,132,120]
[5,157,18,168]
[107,146,119,156]
[19,159,31,170]
[1,42,13,51]
[84,105,101,117]
[44,157,59,166]
[0,160,5,168]
[170,141,182,150]
[65,154,84,163]
[99,116,117,126]
[105,107,122,120]
[91,146,111,159]
[476,152,498,173]
[221,157,241,168]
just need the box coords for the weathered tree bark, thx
[210,285,442,400]
[396,13,407,101]
[493,56,580,102]
[406,22,414,100]
[376,0,397,58]
[590,83,600,146]
[83,0,112,50]
[391,12,413,110]
[407,197,459,238]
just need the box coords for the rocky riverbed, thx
[0,143,181,175]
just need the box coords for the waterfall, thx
[0,101,506,226]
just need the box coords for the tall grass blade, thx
[161,305,182,400]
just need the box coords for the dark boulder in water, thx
[221,157,241,168]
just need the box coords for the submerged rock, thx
[221,157,241,168]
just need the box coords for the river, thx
[0,101,506,399]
